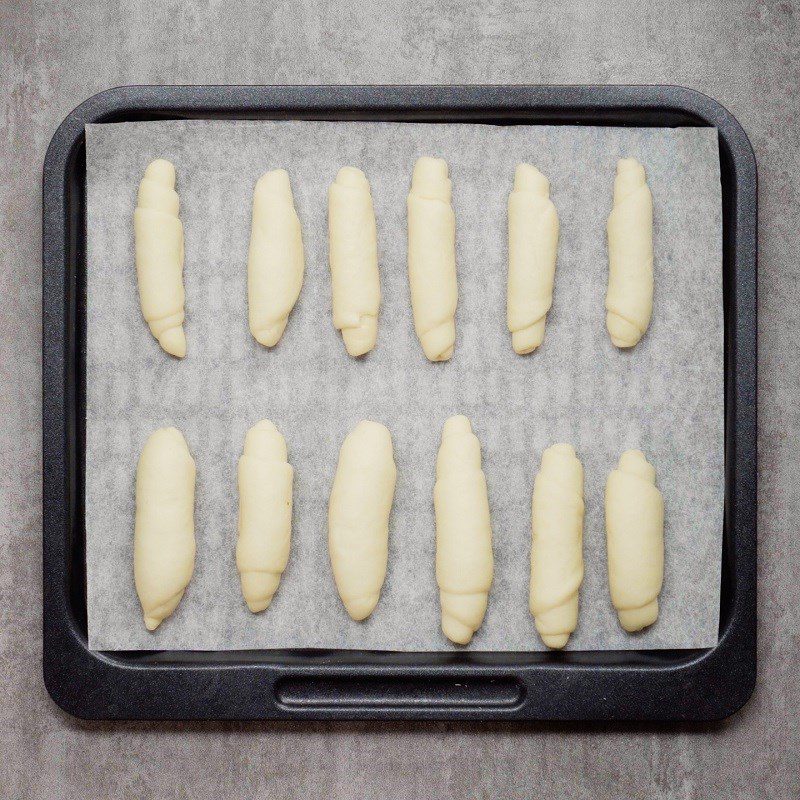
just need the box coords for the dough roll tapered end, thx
[407,157,457,362]
[435,415,494,644]
[134,427,196,631]
[328,167,380,357]
[248,168,305,348]
[507,164,560,355]
[134,159,186,358]
[341,315,377,358]
[606,158,654,348]
[237,419,293,613]
[328,421,397,621]
[605,449,664,632]
[529,443,584,649]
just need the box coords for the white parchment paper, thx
[85,120,723,651]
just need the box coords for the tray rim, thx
[42,84,757,722]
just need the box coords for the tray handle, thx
[274,675,525,711]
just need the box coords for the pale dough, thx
[134,159,186,357]
[328,167,380,356]
[236,420,293,613]
[605,449,664,632]
[134,427,196,631]
[529,443,584,649]
[507,164,560,354]
[407,156,457,361]
[248,169,305,347]
[434,415,494,644]
[328,421,397,621]
[606,157,654,348]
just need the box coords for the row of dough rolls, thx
[133,156,653,359]
[134,422,664,649]
[528,445,664,648]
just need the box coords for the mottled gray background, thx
[1,1,797,798]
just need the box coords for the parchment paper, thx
[85,120,723,651]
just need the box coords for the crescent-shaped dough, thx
[606,158,654,348]
[328,167,380,357]
[605,449,664,632]
[134,427,196,631]
[248,169,305,347]
[507,164,560,354]
[407,156,457,361]
[236,420,293,613]
[529,443,584,649]
[328,421,397,620]
[134,159,186,357]
[435,415,494,644]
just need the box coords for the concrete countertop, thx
[1,2,797,797]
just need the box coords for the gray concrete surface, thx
[1,1,798,797]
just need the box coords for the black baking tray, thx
[42,85,757,721]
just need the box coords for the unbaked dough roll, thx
[507,164,560,354]
[248,169,305,347]
[435,415,494,644]
[407,157,457,361]
[606,158,654,348]
[134,159,186,357]
[134,427,196,631]
[328,167,380,357]
[529,444,584,649]
[236,420,293,613]
[328,421,397,620]
[605,449,664,632]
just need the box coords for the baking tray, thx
[42,85,757,722]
